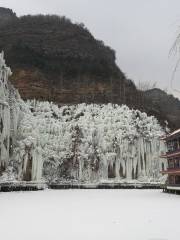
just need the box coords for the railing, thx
[165,183,180,188]
[167,167,180,170]
[168,184,180,187]
[166,148,180,155]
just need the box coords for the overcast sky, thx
[1,0,180,97]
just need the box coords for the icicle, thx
[0,57,167,184]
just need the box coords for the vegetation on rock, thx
[0,7,179,130]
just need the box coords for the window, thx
[175,175,180,184]
[175,158,179,168]
[174,139,178,151]
[168,159,174,169]
[167,139,180,152]
[169,175,175,184]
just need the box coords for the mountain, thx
[0,7,179,130]
[145,88,180,130]
[0,52,166,183]
[0,7,16,26]
[0,8,141,107]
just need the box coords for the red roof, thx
[161,169,180,175]
[160,150,180,158]
[161,128,180,140]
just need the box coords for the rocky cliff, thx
[0,7,179,130]
[145,89,180,130]
[0,8,141,107]
[0,53,167,184]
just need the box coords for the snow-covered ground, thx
[0,190,179,240]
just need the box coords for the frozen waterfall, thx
[20,101,167,183]
[0,52,167,184]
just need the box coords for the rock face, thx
[0,8,179,130]
[0,53,167,183]
[145,89,180,130]
[0,10,141,107]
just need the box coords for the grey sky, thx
[1,0,180,97]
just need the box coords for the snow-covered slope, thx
[0,52,167,184]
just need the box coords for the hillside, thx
[0,7,16,25]
[145,88,180,130]
[0,7,179,130]
[0,52,167,183]
[0,8,142,107]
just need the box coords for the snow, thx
[17,101,166,183]
[0,189,179,240]
[0,51,21,179]
[0,52,167,183]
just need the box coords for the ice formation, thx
[19,101,167,183]
[0,52,20,173]
[0,52,167,183]
[0,52,41,182]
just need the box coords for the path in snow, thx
[0,190,179,240]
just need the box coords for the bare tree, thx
[137,80,157,91]
[169,32,180,93]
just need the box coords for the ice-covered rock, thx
[18,101,167,183]
[0,52,167,183]
[0,52,21,172]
